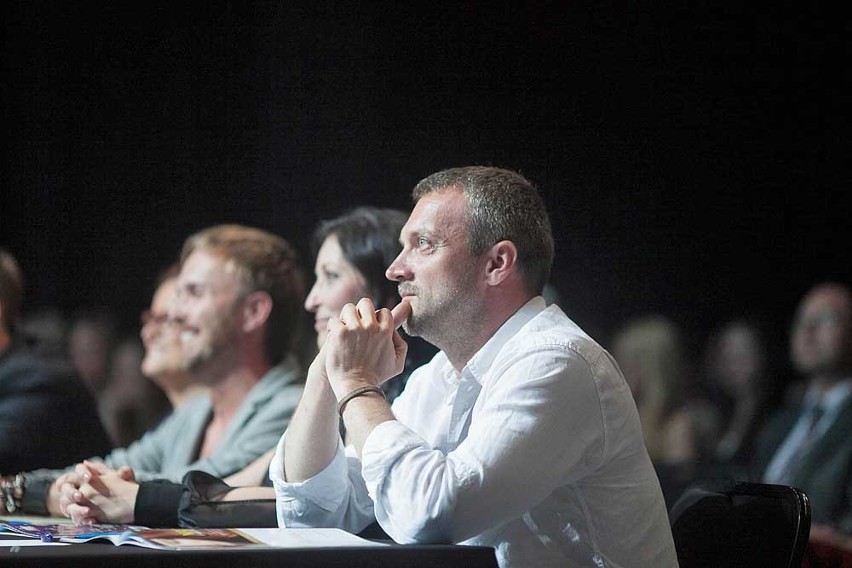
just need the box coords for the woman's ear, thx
[484,240,518,287]
[241,290,273,333]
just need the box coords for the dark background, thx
[2,1,848,362]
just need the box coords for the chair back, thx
[669,481,811,568]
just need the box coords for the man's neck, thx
[193,356,272,460]
[442,326,501,374]
[162,376,208,408]
[442,294,535,373]
[809,371,852,395]
[207,361,271,421]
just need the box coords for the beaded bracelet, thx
[1,472,26,513]
[337,386,386,417]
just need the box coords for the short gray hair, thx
[413,166,554,294]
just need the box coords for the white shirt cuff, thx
[270,431,350,521]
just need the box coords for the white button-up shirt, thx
[271,297,677,567]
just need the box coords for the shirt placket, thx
[447,371,482,451]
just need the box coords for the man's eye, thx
[184,284,202,298]
[417,237,432,248]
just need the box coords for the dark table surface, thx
[0,533,498,567]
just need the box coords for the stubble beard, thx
[400,279,476,352]
[183,310,240,377]
[185,343,216,374]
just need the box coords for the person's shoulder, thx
[254,360,305,404]
[0,344,39,374]
[513,304,605,361]
[157,391,210,425]
[764,400,803,428]
[753,401,802,452]
[259,357,303,387]
[0,345,71,391]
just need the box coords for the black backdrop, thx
[2,1,848,361]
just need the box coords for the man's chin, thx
[184,347,216,374]
[401,319,420,337]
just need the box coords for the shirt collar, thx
[461,296,547,386]
[805,377,852,414]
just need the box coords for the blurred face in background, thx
[304,234,369,349]
[140,277,184,378]
[712,323,765,396]
[791,284,852,380]
[68,319,112,393]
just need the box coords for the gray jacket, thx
[27,357,302,487]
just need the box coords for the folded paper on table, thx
[1,519,386,550]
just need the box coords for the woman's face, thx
[141,277,184,378]
[305,234,369,348]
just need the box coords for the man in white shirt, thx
[271,166,677,567]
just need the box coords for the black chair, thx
[669,481,811,568]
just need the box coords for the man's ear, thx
[484,240,518,286]
[241,290,273,333]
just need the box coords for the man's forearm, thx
[335,381,395,456]
[283,362,341,482]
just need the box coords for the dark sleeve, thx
[134,480,183,527]
[21,475,53,515]
[176,470,277,528]
[0,351,112,473]
[749,406,798,481]
[839,474,852,535]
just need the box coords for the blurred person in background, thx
[4,225,306,518]
[18,307,68,361]
[0,248,111,481]
[138,265,207,409]
[98,335,172,447]
[756,282,852,535]
[67,307,117,397]
[611,315,718,508]
[701,318,780,467]
[97,265,207,446]
[612,315,710,464]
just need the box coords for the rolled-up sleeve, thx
[270,431,375,533]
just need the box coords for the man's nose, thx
[385,252,409,282]
[168,301,187,323]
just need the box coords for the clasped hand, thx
[57,460,139,525]
[323,297,411,398]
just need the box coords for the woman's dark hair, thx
[311,207,408,307]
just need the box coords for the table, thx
[0,534,498,567]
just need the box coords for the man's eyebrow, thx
[399,227,425,243]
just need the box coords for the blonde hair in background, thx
[612,315,689,461]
